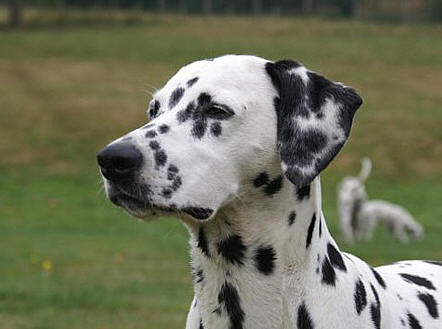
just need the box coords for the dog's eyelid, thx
[209,103,235,114]
[211,104,226,110]
[202,104,235,120]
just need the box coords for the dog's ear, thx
[266,60,362,187]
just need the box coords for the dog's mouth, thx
[109,192,150,211]
[106,183,154,217]
[107,186,178,219]
[105,184,214,221]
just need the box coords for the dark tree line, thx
[2,0,364,16]
[3,0,442,26]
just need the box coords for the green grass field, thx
[0,11,441,329]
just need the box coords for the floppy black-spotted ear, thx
[266,60,363,187]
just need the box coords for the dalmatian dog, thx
[337,158,424,243]
[97,55,442,329]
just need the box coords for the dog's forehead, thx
[155,55,269,100]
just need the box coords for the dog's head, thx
[97,55,362,221]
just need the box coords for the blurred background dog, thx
[337,158,424,243]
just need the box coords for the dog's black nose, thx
[97,143,142,181]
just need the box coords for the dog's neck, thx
[183,175,337,329]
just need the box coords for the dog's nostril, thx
[97,143,142,181]
[112,156,137,173]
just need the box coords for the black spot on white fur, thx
[399,273,436,290]
[198,93,212,106]
[297,301,314,329]
[192,119,207,139]
[159,124,170,134]
[296,185,311,201]
[145,130,157,138]
[149,140,167,167]
[407,312,423,329]
[370,284,381,329]
[306,213,316,248]
[149,140,160,150]
[288,211,296,226]
[217,235,246,265]
[197,227,210,257]
[253,172,269,187]
[161,168,182,198]
[254,245,276,275]
[169,86,185,109]
[327,243,346,272]
[252,172,283,197]
[321,256,336,286]
[417,292,439,318]
[210,121,222,137]
[187,77,199,88]
[167,164,179,180]
[161,188,172,199]
[371,283,380,304]
[154,150,167,167]
[191,267,204,284]
[177,101,194,123]
[168,175,182,193]
[168,164,179,173]
[425,260,442,267]
[354,279,367,315]
[371,268,387,289]
[218,282,244,329]
[196,269,204,283]
[264,175,283,196]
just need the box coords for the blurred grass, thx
[0,173,191,329]
[0,10,441,329]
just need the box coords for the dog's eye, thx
[205,104,234,119]
[148,100,160,119]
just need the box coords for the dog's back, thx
[375,260,442,327]
[361,200,424,242]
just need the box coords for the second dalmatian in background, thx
[337,157,424,243]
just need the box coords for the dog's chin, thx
[108,193,173,221]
